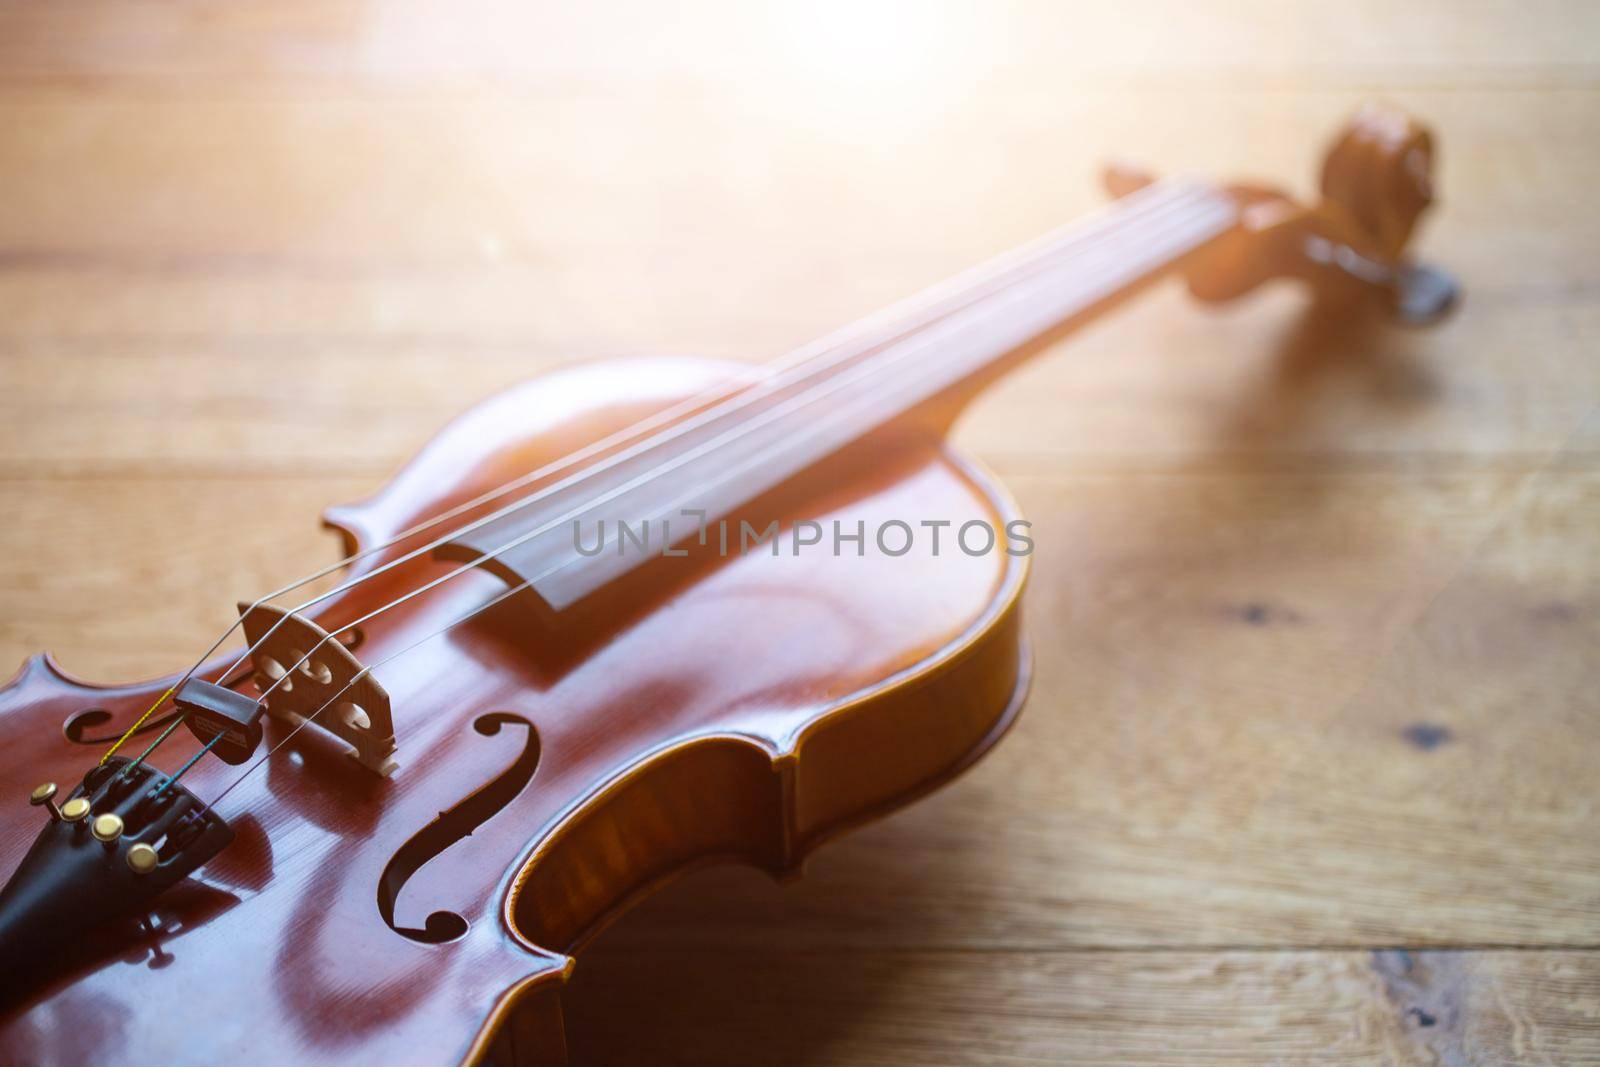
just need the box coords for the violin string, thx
[232,193,1233,722]
[113,671,248,778]
[170,190,1236,794]
[542,203,1243,570]
[150,732,224,798]
[102,178,1207,775]
[190,193,1237,809]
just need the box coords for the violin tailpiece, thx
[0,758,233,972]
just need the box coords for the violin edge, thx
[461,443,1033,1067]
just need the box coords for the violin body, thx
[0,355,1029,1065]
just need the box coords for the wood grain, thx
[0,1,1596,1063]
[566,948,1600,1065]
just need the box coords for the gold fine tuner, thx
[29,782,63,821]
[126,843,159,875]
[26,783,170,874]
[91,813,124,844]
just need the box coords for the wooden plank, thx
[0,89,1592,348]
[563,945,1600,1065]
[0,87,1593,480]
[0,476,369,681]
[1,287,1595,479]
[1,1,1597,90]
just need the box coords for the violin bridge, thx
[237,604,398,777]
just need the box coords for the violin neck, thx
[439,180,1240,615]
[855,177,1240,423]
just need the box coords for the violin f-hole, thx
[64,665,266,745]
[63,706,183,745]
[376,712,540,944]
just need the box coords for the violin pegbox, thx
[1319,102,1435,262]
[237,604,399,777]
[1107,103,1458,324]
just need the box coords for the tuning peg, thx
[1387,262,1458,326]
[1301,234,1460,326]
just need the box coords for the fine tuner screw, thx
[91,813,124,844]
[60,797,91,823]
[126,843,159,875]
[29,782,64,821]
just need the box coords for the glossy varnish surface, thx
[0,358,1029,1063]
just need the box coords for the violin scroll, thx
[1107,103,1458,324]
[1320,103,1435,261]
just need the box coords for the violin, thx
[0,105,1454,1065]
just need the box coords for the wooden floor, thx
[2,2,1597,1063]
